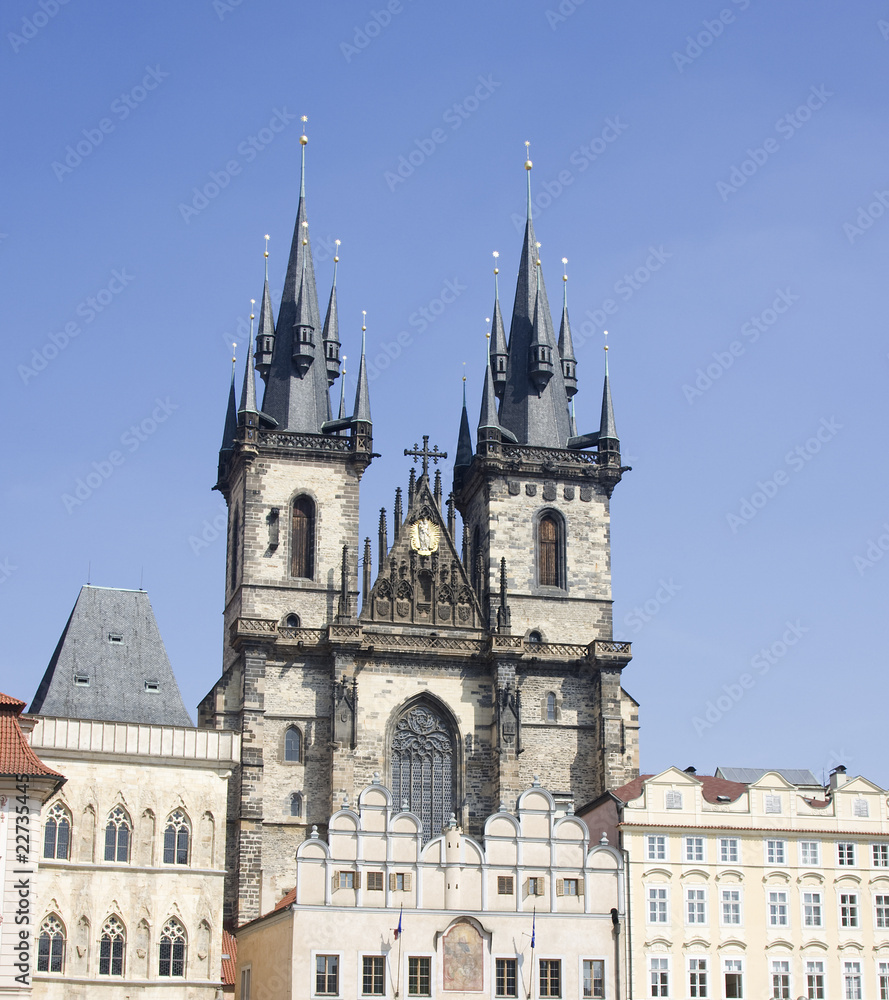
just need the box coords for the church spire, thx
[238,299,258,418]
[260,119,331,433]
[454,376,473,475]
[323,241,342,386]
[489,252,508,399]
[597,333,620,466]
[217,345,237,483]
[254,235,276,382]
[558,257,577,398]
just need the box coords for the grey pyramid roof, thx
[353,329,372,423]
[454,383,472,469]
[30,586,193,726]
[478,362,500,432]
[558,281,576,365]
[489,286,507,364]
[599,355,618,442]
[219,366,237,452]
[238,318,258,416]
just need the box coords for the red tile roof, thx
[274,887,296,911]
[611,772,747,804]
[221,929,237,986]
[0,695,64,781]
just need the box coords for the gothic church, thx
[199,131,640,927]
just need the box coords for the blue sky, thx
[3,2,889,786]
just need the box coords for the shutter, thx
[556,879,564,897]
[403,873,412,892]
[334,872,341,891]
[354,871,361,889]
[536,878,545,896]
[389,873,397,891]
[577,877,585,895]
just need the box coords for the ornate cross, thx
[404,436,447,477]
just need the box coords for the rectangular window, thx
[650,958,669,998]
[73,674,90,687]
[806,961,824,1000]
[408,957,431,997]
[98,938,124,976]
[854,798,869,818]
[721,889,741,925]
[496,958,518,998]
[803,891,823,927]
[800,841,821,866]
[649,887,668,923]
[689,958,708,998]
[527,877,544,896]
[768,891,788,926]
[765,795,783,814]
[362,956,385,996]
[647,835,666,861]
[844,962,862,1000]
[583,959,605,998]
[389,873,413,892]
[540,960,561,998]
[241,967,252,1000]
[840,893,859,928]
[316,955,339,996]
[719,839,739,864]
[724,960,743,999]
[686,888,707,924]
[144,680,159,693]
[337,871,359,890]
[874,844,889,867]
[665,791,683,810]
[839,843,857,866]
[771,961,791,999]
[879,962,889,1000]
[685,837,705,863]
[498,876,514,895]
[766,840,787,865]
[562,878,579,896]
[876,895,889,929]
[367,872,384,892]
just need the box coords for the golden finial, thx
[603,329,609,352]
[264,235,270,259]
[300,116,308,146]
[263,234,270,280]
[524,140,532,171]
[492,250,499,275]
[231,341,237,366]
[250,298,255,321]
[342,353,347,375]
[334,238,341,264]
[535,241,542,268]
[462,361,466,382]
[362,309,367,333]
[302,220,308,247]
[485,316,491,340]
[562,257,568,282]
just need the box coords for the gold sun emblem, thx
[410,519,440,556]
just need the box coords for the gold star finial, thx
[562,257,568,281]
[300,116,308,145]
[334,238,341,264]
[492,250,499,276]
[264,235,270,258]
[524,140,532,171]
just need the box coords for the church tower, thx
[200,136,639,929]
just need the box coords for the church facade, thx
[198,132,640,927]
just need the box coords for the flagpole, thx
[527,908,536,1000]
[394,904,404,998]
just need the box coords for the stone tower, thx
[199,137,639,928]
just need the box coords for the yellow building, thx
[236,780,628,1000]
[580,766,889,1000]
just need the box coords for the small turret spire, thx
[490,251,508,399]
[352,312,372,423]
[217,344,238,483]
[337,356,348,420]
[454,373,473,476]
[291,249,316,376]
[323,240,342,386]
[558,256,578,398]
[527,255,554,394]
[598,331,620,465]
[255,235,276,382]
[238,300,258,417]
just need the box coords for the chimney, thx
[829,765,848,791]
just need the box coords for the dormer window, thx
[144,680,159,693]
[107,633,123,644]
[73,674,90,687]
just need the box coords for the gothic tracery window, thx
[37,914,65,973]
[163,810,190,865]
[104,806,131,862]
[291,496,315,579]
[158,918,186,977]
[391,704,456,844]
[99,915,125,976]
[43,802,71,860]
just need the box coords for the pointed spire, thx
[336,544,352,622]
[292,253,317,376]
[558,257,578,398]
[394,487,403,539]
[352,312,372,423]
[221,345,237,451]
[238,300,259,418]
[478,359,501,434]
[323,240,342,386]
[454,376,473,473]
[255,235,276,382]
[569,397,578,438]
[362,537,372,612]
[528,259,554,394]
[598,332,620,465]
[497,557,512,635]
[490,252,508,399]
[378,508,388,572]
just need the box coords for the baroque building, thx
[199,131,641,927]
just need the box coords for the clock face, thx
[410,518,440,556]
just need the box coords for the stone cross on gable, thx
[404,436,447,477]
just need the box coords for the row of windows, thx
[331,872,583,896]
[649,956,889,999]
[44,803,195,865]
[657,791,876,817]
[36,913,188,977]
[646,835,889,868]
[289,956,605,999]
[647,886,889,929]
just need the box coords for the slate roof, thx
[716,766,820,787]
[0,692,64,784]
[29,586,193,726]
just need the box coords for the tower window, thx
[291,496,315,579]
[538,514,563,588]
[545,693,557,722]
[284,613,300,628]
[284,726,301,762]
[290,792,302,817]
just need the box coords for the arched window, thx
[546,693,557,722]
[284,726,301,762]
[538,514,563,588]
[98,916,125,976]
[291,496,315,579]
[162,810,190,865]
[290,793,303,817]
[284,613,300,628]
[391,703,457,845]
[37,914,65,973]
[43,802,71,860]
[104,806,131,862]
[158,918,186,978]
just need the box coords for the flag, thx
[394,905,403,940]
[530,908,536,949]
